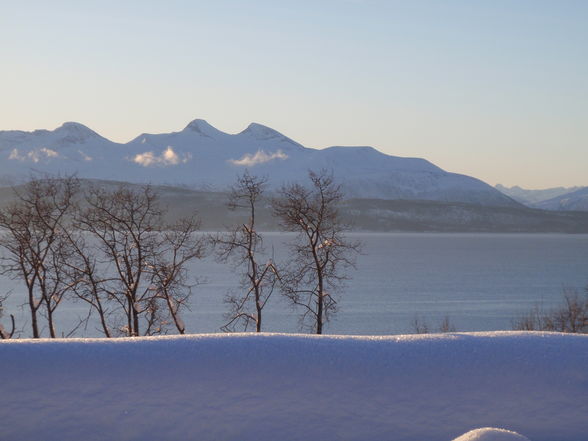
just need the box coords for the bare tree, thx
[0,176,79,338]
[150,217,206,334]
[212,172,278,332]
[272,170,360,334]
[77,184,162,336]
[76,184,203,336]
[60,226,114,337]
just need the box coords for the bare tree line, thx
[513,287,588,333]
[2,172,586,340]
[0,176,205,338]
[0,170,360,338]
[410,287,588,335]
[2,172,587,339]
[412,315,457,334]
[0,177,78,338]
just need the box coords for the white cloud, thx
[162,146,181,164]
[8,147,59,163]
[78,150,93,161]
[8,149,23,160]
[40,147,58,158]
[132,146,191,167]
[229,149,288,167]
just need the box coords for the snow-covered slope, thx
[495,185,588,212]
[0,120,518,206]
[1,332,587,441]
[533,187,588,211]
[0,122,120,182]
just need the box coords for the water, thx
[2,233,587,337]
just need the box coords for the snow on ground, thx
[452,428,530,441]
[1,332,587,441]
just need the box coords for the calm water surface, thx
[3,233,588,336]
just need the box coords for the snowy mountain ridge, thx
[496,184,588,211]
[0,119,518,207]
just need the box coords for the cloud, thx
[40,147,59,158]
[78,150,93,161]
[8,149,22,160]
[229,149,288,167]
[132,146,191,167]
[9,147,59,163]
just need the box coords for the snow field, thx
[1,331,587,441]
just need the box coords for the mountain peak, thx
[183,119,220,137]
[242,122,279,136]
[240,122,302,147]
[53,122,101,143]
[56,121,94,132]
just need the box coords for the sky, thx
[1,0,586,189]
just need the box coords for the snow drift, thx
[1,332,587,441]
[452,428,530,441]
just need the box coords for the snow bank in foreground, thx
[452,427,530,441]
[1,332,587,441]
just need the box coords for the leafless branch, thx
[272,169,360,334]
[212,172,277,332]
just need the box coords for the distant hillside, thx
[534,187,588,212]
[2,180,585,233]
[496,184,588,212]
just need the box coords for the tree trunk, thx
[47,308,56,338]
[312,244,324,335]
[127,297,133,336]
[28,287,40,338]
[133,305,140,336]
[316,269,324,335]
[30,307,40,338]
[256,295,262,332]
[96,300,112,338]
[316,293,323,335]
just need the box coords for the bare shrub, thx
[412,315,457,334]
[513,287,588,333]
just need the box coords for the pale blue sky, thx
[1,0,586,188]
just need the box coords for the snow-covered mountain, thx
[533,187,588,211]
[496,184,588,211]
[495,184,583,205]
[0,119,518,206]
